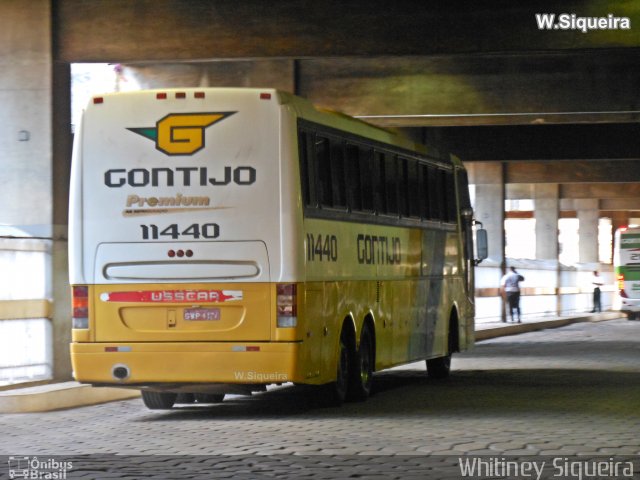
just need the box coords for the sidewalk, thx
[474,311,620,341]
[0,312,623,413]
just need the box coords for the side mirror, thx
[475,228,488,265]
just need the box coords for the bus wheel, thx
[324,327,351,406]
[348,325,374,401]
[426,355,451,379]
[141,391,177,410]
[194,393,225,404]
[175,393,195,404]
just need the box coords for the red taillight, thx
[93,97,104,104]
[156,92,167,100]
[276,284,297,327]
[617,274,628,297]
[194,91,205,99]
[72,285,89,329]
[260,92,272,100]
[175,92,186,99]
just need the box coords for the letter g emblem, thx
[156,113,234,155]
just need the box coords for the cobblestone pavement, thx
[1,319,639,479]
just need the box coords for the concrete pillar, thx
[466,162,505,264]
[52,62,73,380]
[534,184,559,260]
[0,1,56,382]
[120,60,296,93]
[466,161,506,322]
[576,199,600,264]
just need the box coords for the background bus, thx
[614,226,640,319]
[69,88,487,409]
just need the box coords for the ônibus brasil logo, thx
[127,112,236,156]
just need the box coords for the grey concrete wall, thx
[0,0,52,237]
[0,1,72,383]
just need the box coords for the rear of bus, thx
[614,226,640,319]
[69,89,304,394]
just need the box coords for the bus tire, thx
[324,326,351,406]
[141,391,177,410]
[348,324,374,401]
[194,393,225,404]
[427,311,457,379]
[426,355,451,379]
[175,393,195,404]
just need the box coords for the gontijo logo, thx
[127,112,236,156]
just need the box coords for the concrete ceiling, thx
[52,0,640,215]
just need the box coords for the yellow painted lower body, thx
[70,341,302,385]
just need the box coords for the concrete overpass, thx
[1,0,640,383]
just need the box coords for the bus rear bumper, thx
[620,297,640,313]
[70,341,302,386]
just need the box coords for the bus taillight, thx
[617,274,628,298]
[72,285,89,329]
[276,284,297,328]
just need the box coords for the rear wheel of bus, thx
[426,310,458,379]
[348,323,374,401]
[324,325,352,406]
[194,393,225,404]
[141,391,177,410]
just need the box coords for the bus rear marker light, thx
[232,346,260,352]
[105,346,132,352]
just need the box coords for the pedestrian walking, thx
[590,270,604,313]
[500,266,525,323]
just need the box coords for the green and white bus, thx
[69,88,487,409]
[614,226,640,319]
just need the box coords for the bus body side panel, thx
[300,217,467,379]
[615,228,640,313]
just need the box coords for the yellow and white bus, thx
[69,88,487,409]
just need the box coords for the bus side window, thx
[345,143,362,212]
[315,136,332,208]
[406,158,421,218]
[298,130,317,208]
[427,166,442,221]
[397,156,409,217]
[440,170,456,222]
[418,164,429,220]
[330,138,347,209]
[373,151,386,214]
[445,170,457,222]
[359,147,374,212]
[384,154,398,215]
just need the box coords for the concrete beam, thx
[120,61,296,93]
[505,160,640,184]
[437,123,640,160]
[508,183,640,202]
[54,1,640,62]
[299,53,640,126]
[561,183,640,200]
[600,198,640,211]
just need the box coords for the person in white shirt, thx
[590,270,604,313]
[500,266,525,323]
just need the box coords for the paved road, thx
[1,319,639,479]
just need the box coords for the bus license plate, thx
[184,308,221,321]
